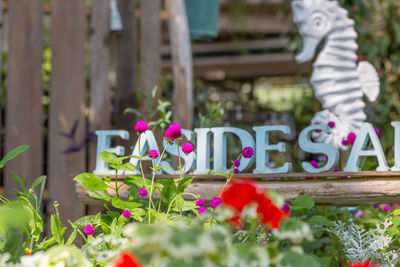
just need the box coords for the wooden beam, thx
[115,0,137,132]
[5,0,43,197]
[89,0,111,172]
[166,0,194,129]
[76,175,400,206]
[48,0,86,223]
[140,0,161,120]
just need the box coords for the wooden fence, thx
[0,0,310,225]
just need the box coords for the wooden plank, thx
[166,0,194,128]
[48,0,86,223]
[89,0,111,172]
[163,53,311,80]
[5,0,43,198]
[115,0,137,131]
[76,176,400,206]
[139,0,161,119]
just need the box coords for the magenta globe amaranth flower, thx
[375,127,380,137]
[134,120,148,133]
[138,187,148,197]
[210,197,223,209]
[383,205,390,212]
[198,206,207,215]
[122,209,131,218]
[148,149,159,159]
[182,143,194,154]
[327,121,335,128]
[310,161,318,168]
[347,132,356,145]
[233,160,240,167]
[373,204,380,209]
[164,123,182,141]
[242,147,254,158]
[233,168,240,174]
[195,198,205,206]
[84,224,95,235]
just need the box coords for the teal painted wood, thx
[184,0,219,40]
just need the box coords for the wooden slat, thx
[139,0,161,120]
[166,0,194,129]
[5,0,43,197]
[76,175,400,206]
[48,0,86,223]
[115,0,137,132]
[163,53,311,80]
[89,0,111,172]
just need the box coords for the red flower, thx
[114,252,142,267]
[347,261,378,267]
[221,180,289,229]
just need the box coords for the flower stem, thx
[138,134,146,185]
[166,195,178,217]
[176,139,184,179]
[115,169,119,198]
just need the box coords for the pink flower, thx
[242,147,254,158]
[134,121,148,133]
[347,132,356,145]
[328,121,335,128]
[383,205,390,212]
[373,204,380,209]
[148,149,159,159]
[138,187,148,197]
[374,128,380,137]
[164,123,182,141]
[198,206,207,215]
[342,139,349,146]
[333,168,339,172]
[84,224,95,235]
[310,161,318,168]
[354,210,362,217]
[182,143,194,154]
[195,198,205,206]
[234,160,240,167]
[210,197,223,209]
[122,209,131,218]
[233,168,240,174]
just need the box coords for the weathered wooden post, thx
[5,0,43,198]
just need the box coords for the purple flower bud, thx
[210,197,223,209]
[84,224,95,235]
[233,160,241,167]
[138,187,148,197]
[198,206,207,215]
[134,121,148,133]
[342,139,349,146]
[347,132,356,145]
[373,204,380,209]
[310,161,319,168]
[374,128,380,137]
[233,168,240,174]
[242,147,254,159]
[122,209,131,218]
[354,210,362,217]
[282,203,290,212]
[195,198,205,206]
[182,143,194,154]
[328,121,335,128]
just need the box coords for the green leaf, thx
[73,173,108,191]
[159,179,177,206]
[51,214,65,244]
[123,108,142,117]
[124,176,152,188]
[110,162,136,171]
[10,171,26,193]
[66,228,77,246]
[100,151,119,164]
[151,86,158,99]
[111,196,142,210]
[291,195,315,212]
[207,170,229,178]
[0,145,30,168]
[177,177,194,194]
[88,190,112,201]
[306,215,334,227]
[281,251,324,267]
[30,175,46,190]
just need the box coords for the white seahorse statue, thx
[291,0,380,150]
